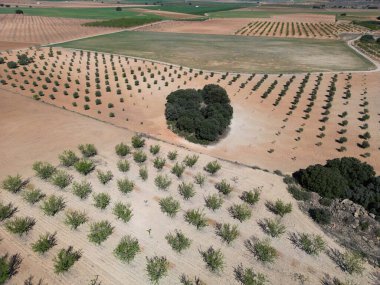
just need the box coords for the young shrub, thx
[33,161,56,180]
[294,233,326,256]
[93,192,111,210]
[117,159,130,172]
[139,166,148,181]
[115,143,131,157]
[5,216,35,236]
[131,135,145,148]
[215,179,233,196]
[159,196,180,217]
[146,256,169,284]
[247,238,278,264]
[96,170,113,185]
[88,220,114,245]
[194,173,206,187]
[215,223,239,245]
[53,246,82,274]
[74,159,95,175]
[178,182,195,200]
[171,162,185,178]
[0,202,17,221]
[1,174,24,193]
[200,246,224,273]
[260,218,286,238]
[41,195,65,216]
[22,188,45,204]
[117,178,135,194]
[133,150,147,163]
[58,150,79,167]
[184,209,207,230]
[204,194,223,211]
[64,210,88,230]
[165,230,191,253]
[339,251,365,275]
[113,202,133,223]
[155,174,171,190]
[234,264,267,285]
[204,161,221,175]
[32,232,57,254]
[72,180,92,199]
[78,144,97,157]
[183,155,199,167]
[179,275,205,285]
[240,189,260,205]
[51,170,72,189]
[229,204,252,222]
[268,200,292,217]
[153,157,166,170]
[114,235,140,263]
[150,144,160,155]
[167,150,177,161]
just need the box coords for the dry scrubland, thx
[0,47,378,173]
[0,91,376,284]
[0,15,123,50]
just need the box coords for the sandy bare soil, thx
[0,47,378,174]
[0,15,123,50]
[0,90,376,285]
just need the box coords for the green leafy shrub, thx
[22,188,45,204]
[146,256,169,284]
[131,135,145,148]
[216,223,239,245]
[53,246,82,273]
[133,150,147,163]
[178,182,195,200]
[309,208,332,225]
[78,144,97,157]
[247,238,278,263]
[59,150,79,167]
[5,216,35,236]
[117,159,130,172]
[1,174,24,193]
[41,195,65,216]
[183,155,199,167]
[240,189,260,205]
[97,170,113,184]
[113,202,133,223]
[204,160,221,175]
[200,246,224,273]
[293,233,326,255]
[184,209,207,229]
[229,204,252,222]
[32,232,57,254]
[74,159,95,175]
[234,264,267,285]
[155,174,171,190]
[194,173,206,187]
[150,144,160,155]
[72,180,92,199]
[153,157,166,170]
[204,194,223,211]
[260,218,286,238]
[165,230,191,253]
[33,161,56,180]
[139,166,148,181]
[115,143,131,157]
[93,192,111,209]
[167,150,177,161]
[64,210,88,230]
[51,170,72,189]
[117,178,135,194]
[287,185,311,201]
[268,200,292,217]
[159,197,180,217]
[114,235,140,263]
[215,179,233,196]
[171,162,185,178]
[0,202,17,221]
[88,220,114,245]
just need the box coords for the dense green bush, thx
[33,161,56,180]
[22,188,45,204]
[117,160,130,172]
[146,256,169,284]
[184,209,208,229]
[0,202,17,221]
[204,160,221,175]
[261,218,286,238]
[115,143,131,157]
[155,174,171,190]
[53,246,81,273]
[131,135,145,148]
[308,208,332,225]
[59,150,79,167]
[88,220,113,245]
[200,246,224,273]
[234,265,267,285]
[215,223,239,244]
[159,196,180,217]
[1,174,24,193]
[72,180,92,199]
[114,235,140,263]
[5,216,35,236]
[51,170,72,189]
[247,238,278,263]
[32,232,57,254]
[65,210,88,230]
[178,182,195,200]
[215,179,232,196]
[78,144,97,157]
[113,202,133,223]
[171,162,185,178]
[133,150,147,163]
[93,192,111,209]
[74,159,95,175]
[165,230,191,253]
[41,195,65,216]
[165,84,233,143]
[293,233,326,256]
[293,157,379,216]
[229,204,252,222]
[117,178,135,194]
[240,189,260,205]
[204,194,223,211]
[97,170,113,184]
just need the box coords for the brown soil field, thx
[0,0,151,8]
[0,47,379,174]
[0,89,376,285]
[130,8,199,19]
[235,19,366,39]
[272,13,336,23]
[137,18,252,35]
[0,15,123,50]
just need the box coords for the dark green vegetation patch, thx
[165,84,233,144]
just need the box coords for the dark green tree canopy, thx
[165,84,233,143]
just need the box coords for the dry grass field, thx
[0,90,376,285]
[0,47,378,174]
[0,15,123,50]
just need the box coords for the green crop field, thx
[53,31,374,73]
